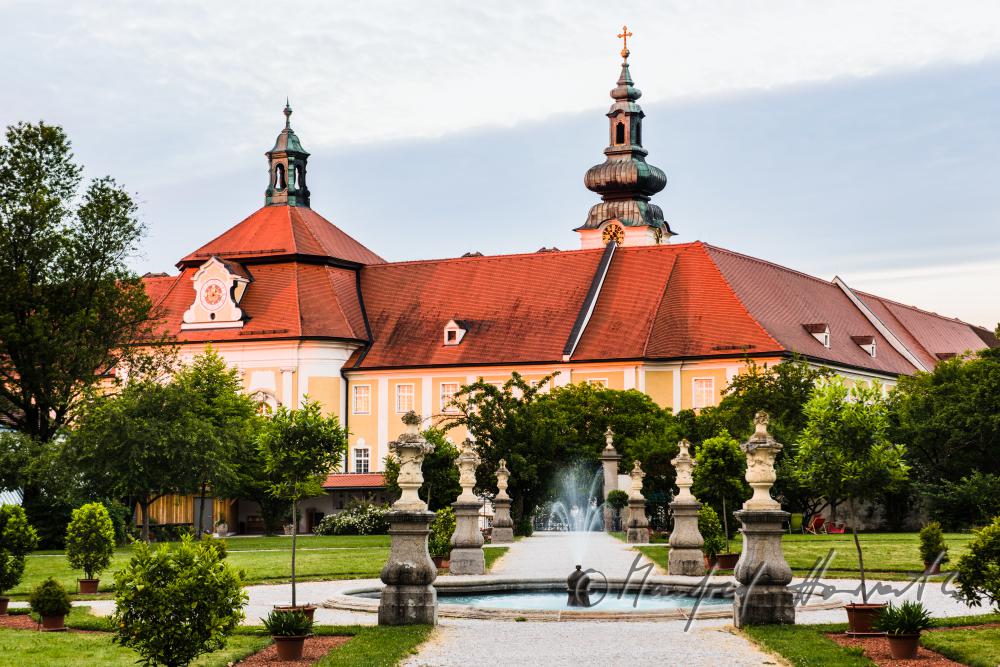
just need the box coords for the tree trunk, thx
[849,499,868,603]
[291,498,297,608]
[140,498,151,544]
[197,482,208,534]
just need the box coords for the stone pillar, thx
[379,412,438,626]
[626,460,650,544]
[492,458,514,544]
[732,412,794,627]
[668,439,705,576]
[600,427,622,531]
[449,439,485,575]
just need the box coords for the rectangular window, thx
[586,378,608,388]
[395,383,415,414]
[352,384,371,415]
[693,378,715,409]
[354,448,370,474]
[440,382,459,412]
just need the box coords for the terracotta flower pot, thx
[273,635,307,661]
[0,596,8,615]
[844,602,887,636]
[432,556,450,569]
[923,561,941,575]
[273,604,315,621]
[78,579,100,595]
[887,633,920,660]
[714,553,740,569]
[40,614,67,631]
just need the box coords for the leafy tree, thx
[622,425,682,504]
[383,428,461,511]
[112,536,246,667]
[692,431,750,540]
[919,472,1000,529]
[65,502,115,581]
[955,517,1000,612]
[69,379,210,542]
[257,399,347,607]
[0,504,38,598]
[792,380,909,602]
[892,349,1000,485]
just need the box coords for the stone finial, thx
[671,439,696,502]
[604,426,615,451]
[741,411,783,511]
[628,460,646,501]
[455,439,480,503]
[388,412,435,511]
[496,458,511,500]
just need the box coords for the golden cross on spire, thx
[617,24,633,58]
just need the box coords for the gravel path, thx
[491,530,661,578]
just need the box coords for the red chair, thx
[804,515,826,535]
[827,522,847,534]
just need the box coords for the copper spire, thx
[284,98,292,129]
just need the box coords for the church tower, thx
[265,101,311,207]
[577,28,675,249]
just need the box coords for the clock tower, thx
[577,27,675,249]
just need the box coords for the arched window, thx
[296,165,305,189]
[615,122,625,145]
[635,121,641,145]
[274,164,286,190]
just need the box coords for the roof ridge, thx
[291,206,327,257]
[319,264,360,339]
[702,242,836,287]
[854,288,970,326]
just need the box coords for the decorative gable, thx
[803,323,830,348]
[851,335,877,358]
[443,319,467,346]
[181,257,251,330]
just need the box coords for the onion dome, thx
[577,32,674,240]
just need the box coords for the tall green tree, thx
[383,428,461,511]
[792,380,909,602]
[257,399,347,608]
[692,431,750,539]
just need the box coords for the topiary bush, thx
[955,516,1000,611]
[112,535,247,666]
[428,507,456,559]
[29,577,72,618]
[66,502,116,580]
[0,504,39,597]
[919,521,949,566]
[313,502,389,536]
[698,504,727,558]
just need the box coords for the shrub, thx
[514,517,533,537]
[428,507,456,559]
[919,522,949,565]
[199,534,228,560]
[66,502,116,580]
[314,502,390,536]
[874,601,932,635]
[0,504,39,596]
[606,490,629,513]
[920,472,1000,529]
[955,516,1000,611]
[112,535,246,667]
[261,609,313,637]
[698,504,727,558]
[29,577,72,618]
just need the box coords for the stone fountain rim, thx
[322,575,844,622]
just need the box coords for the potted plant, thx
[0,505,39,614]
[257,400,347,621]
[698,505,730,568]
[214,517,229,537]
[65,502,115,594]
[874,601,932,659]
[262,609,313,661]
[791,381,909,635]
[429,507,456,569]
[692,431,750,568]
[29,577,72,631]
[919,522,949,575]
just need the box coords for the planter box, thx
[887,633,920,659]
[41,614,67,632]
[273,604,315,622]
[273,635,308,661]
[844,602,887,636]
[0,596,8,615]
[78,579,100,595]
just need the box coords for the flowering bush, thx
[314,503,390,536]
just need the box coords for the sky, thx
[1,1,998,327]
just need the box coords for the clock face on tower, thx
[200,279,226,311]
[602,223,625,246]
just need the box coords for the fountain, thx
[565,565,592,607]
[547,464,606,566]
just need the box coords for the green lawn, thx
[0,607,431,667]
[636,532,974,579]
[921,627,1000,666]
[483,546,509,571]
[13,535,391,598]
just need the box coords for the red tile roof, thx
[179,205,385,267]
[323,473,386,489]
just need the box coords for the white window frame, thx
[440,382,459,413]
[692,377,716,409]
[352,384,371,415]
[354,447,370,474]
[395,383,415,414]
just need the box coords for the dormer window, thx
[851,335,877,358]
[443,319,466,346]
[803,323,831,348]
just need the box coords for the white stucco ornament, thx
[181,256,251,330]
[388,411,435,511]
[455,439,480,503]
[741,411,783,511]
[671,439,696,502]
[496,458,511,501]
[628,460,646,501]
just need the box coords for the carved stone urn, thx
[625,460,650,544]
[449,439,485,575]
[668,439,705,575]
[491,458,514,544]
[600,427,622,531]
[378,411,438,625]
